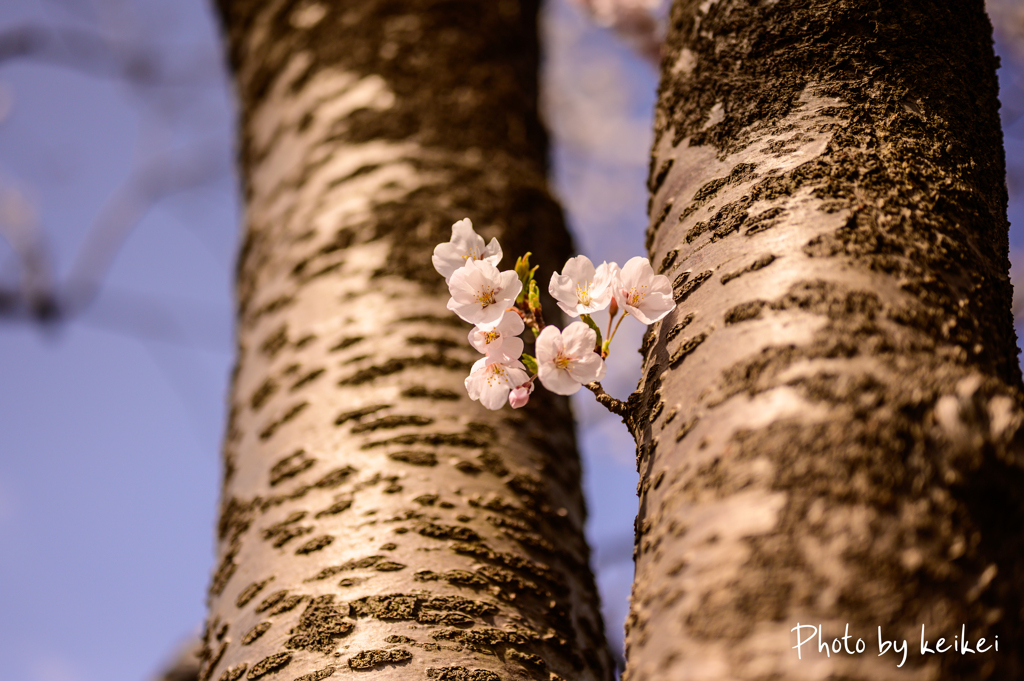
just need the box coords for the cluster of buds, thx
[433,218,675,410]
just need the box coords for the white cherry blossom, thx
[536,322,606,395]
[465,356,529,410]
[468,309,524,360]
[432,218,502,283]
[446,259,522,327]
[613,256,675,325]
[548,255,618,317]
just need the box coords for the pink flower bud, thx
[508,386,531,409]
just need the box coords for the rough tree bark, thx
[202,2,613,680]
[624,1,1024,679]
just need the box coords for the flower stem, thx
[602,311,628,357]
[605,307,618,338]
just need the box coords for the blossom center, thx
[555,352,574,371]
[485,363,509,386]
[483,330,500,344]
[627,284,648,306]
[575,279,593,306]
[462,247,482,261]
[475,286,498,307]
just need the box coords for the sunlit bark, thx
[625,1,1024,679]
[203,2,614,680]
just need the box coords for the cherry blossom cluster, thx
[433,218,675,410]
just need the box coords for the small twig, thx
[62,142,228,315]
[568,0,666,65]
[532,304,546,331]
[0,186,59,320]
[0,24,216,86]
[585,381,631,416]
[515,300,546,336]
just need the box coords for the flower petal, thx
[497,270,523,300]
[445,260,517,326]
[432,243,467,283]
[464,356,490,401]
[482,237,503,266]
[505,361,529,385]
[561,255,596,284]
[500,336,525,361]
[538,364,584,395]
[496,310,525,336]
[451,218,481,250]
[561,321,597,356]
[631,291,675,324]
[465,356,527,410]
[535,325,563,365]
[432,218,503,282]
[479,382,509,410]
[568,349,606,384]
[619,256,649,287]
[548,271,581,317]
[447,268,481,298]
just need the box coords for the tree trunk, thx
[203,2,614,680]
[626,1,1024,679]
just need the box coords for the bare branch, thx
[585,380,632,416]
[568,0,667,64]
[0,186,59,319]
[0,23,216,87]
[0,23,150,77]
[0,142,229,325]
[60,142,231,315]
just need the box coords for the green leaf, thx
[514,252,533,305]
[514,252,532,279]
[580,313,604,350]
[528,279,541,312]
[521,353,538,374]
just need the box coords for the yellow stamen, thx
[485,363,508,387]
[575,279,592,306]
[475,286,497,307]
[628,284,648,306]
